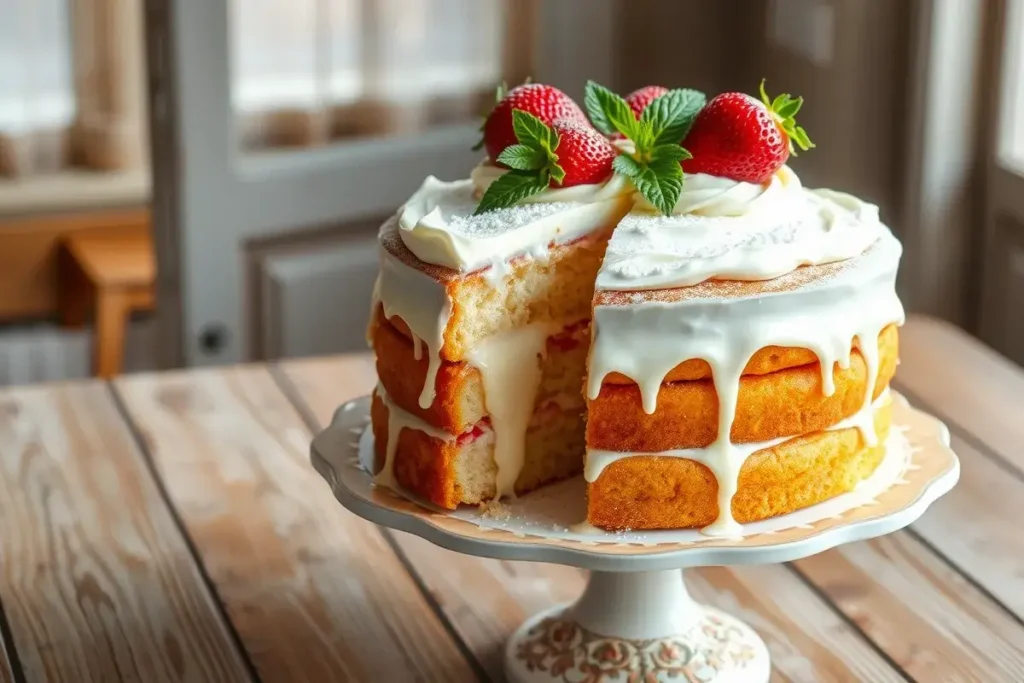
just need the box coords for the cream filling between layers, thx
[467,323,559,499]
[587,230,905,537]
[585,388,891,486]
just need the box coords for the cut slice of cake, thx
[371,175,632,508]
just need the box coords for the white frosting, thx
[587,230,904,536]
[376,247,451,409]
[598,167,884,290]
[397,175,627,273]
[467,323,558,498]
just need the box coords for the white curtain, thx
[0,0,530,175]
[231,0,523,148]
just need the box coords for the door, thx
[145,0,615,367]
[979,0,1024,364]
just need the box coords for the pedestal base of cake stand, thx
[310,393,959,683]
[504,569,768,683]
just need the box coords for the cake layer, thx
[588,328,897,452]
[371,389,584,509]
[587,396,892,530]
[378,202,628,364]
[372,315,588,433]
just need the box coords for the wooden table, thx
[0,314,1022,683]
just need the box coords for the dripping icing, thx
[373,383,455,489]
[467,323,558,498]
[586,231,905,536]
[585,389,892,536]
[376,248,451,409]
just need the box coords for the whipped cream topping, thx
[598,166,885,290]
[397,175,628,272]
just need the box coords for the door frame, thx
[145,0,617,369]
[897,0,991,328]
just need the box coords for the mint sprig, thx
[475,109,562,214]
[585,80,705,216]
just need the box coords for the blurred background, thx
[0,0,1019,385]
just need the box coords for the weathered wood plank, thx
[899,315,1024,471]
[0,619,15,683]
[114,367,478,683]
[911,430,1024,619]
[794,531,1024,681]
[0,382,252,683]
[278,355,906,683]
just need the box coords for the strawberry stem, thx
[759,79,815,155]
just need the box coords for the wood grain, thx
[898,314,1024,470]
[795,532,1024,680]
[277,354,906,683]
[114,367,477,683]
[0,381,251,683]
[0,628,15,683]
[912,430,1024,618]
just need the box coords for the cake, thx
[367,80,905,535]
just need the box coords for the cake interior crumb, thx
[478,499,512,521]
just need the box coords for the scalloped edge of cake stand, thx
[310,392,959,572]
[310,393,958,683]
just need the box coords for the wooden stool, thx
[59,228,155,378]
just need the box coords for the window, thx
[230,0,525,149]
[999,0,1024,172]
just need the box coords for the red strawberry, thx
[481,83,587,163]
[625,85,669,119]
[550,118,616,187]
[682,81,814,183]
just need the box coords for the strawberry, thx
[474,112,614,213]
[478,83,587,164]
[682,80,814,183]
[624,85,669,119]
[549,118,616,187]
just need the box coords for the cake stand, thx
[310,393,959,683]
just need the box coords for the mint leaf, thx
[474,171,548,214]
[641,88,706,146]
[612,155,643,178]
[584,80,615,135]
[497,144,546,171]
[585,80,639,139]
[512,109,558,152]
[633,119,656,153]
[650,143,692,163]
[632,152,684,216]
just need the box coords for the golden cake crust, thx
[373,316,589,434]
[587,327,898,452]
[371,393,464,508]
[587,398,892,530]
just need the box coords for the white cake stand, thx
[310,393,958,683]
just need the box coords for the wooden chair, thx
[59,228,155,378]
